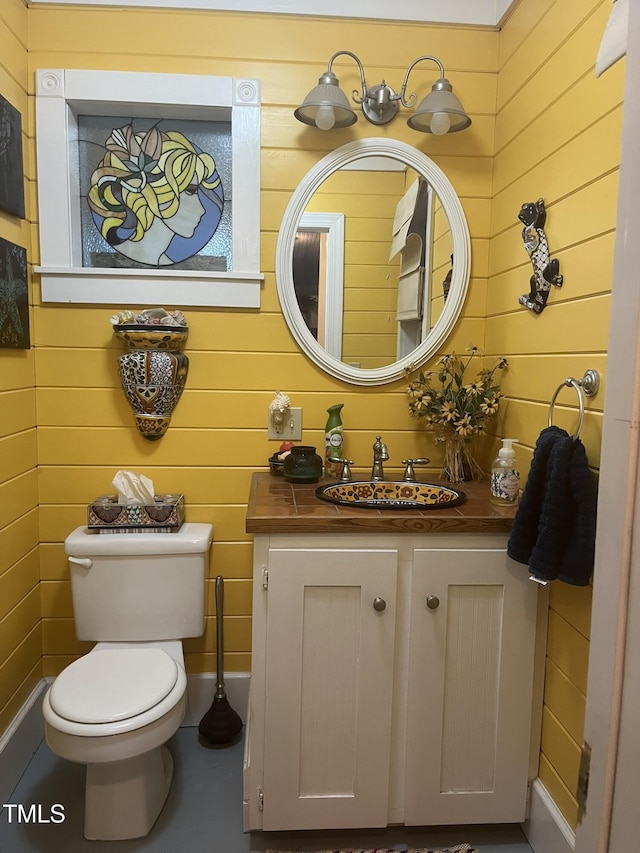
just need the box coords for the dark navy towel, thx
[507,426,596,586]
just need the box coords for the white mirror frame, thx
[276,138,471,385]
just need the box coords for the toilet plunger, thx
[198,575,243,747]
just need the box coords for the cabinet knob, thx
[373,597,387,612]
[426,595,440,610]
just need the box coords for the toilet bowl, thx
[43,641,187,840]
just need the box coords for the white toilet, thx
[42,522,213,841]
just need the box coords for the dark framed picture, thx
[0,94,25,219]
[0,237,29,349]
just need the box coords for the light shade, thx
[407,78,472,134]
[293,72,358,130]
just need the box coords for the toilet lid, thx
[49,648,179,724]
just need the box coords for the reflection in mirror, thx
[293,231,321,338]
[293,157,456,371]
[293,212,344,359]
[277,139,470,385]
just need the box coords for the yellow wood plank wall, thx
[0,0,42,740]
[25,8,497,684]
[491,0,622,828]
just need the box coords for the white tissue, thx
[112,470,155,505]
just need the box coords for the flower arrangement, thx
[407,346,508,481]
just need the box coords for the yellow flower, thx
[455,414,474,436]
[463,382,484,396]
[441,400,458,421]
[480,397,500,415]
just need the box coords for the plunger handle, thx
[215,576,226,699]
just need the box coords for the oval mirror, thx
[276,138,471,385]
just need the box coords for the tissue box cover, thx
[87,494,185,530]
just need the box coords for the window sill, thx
[36,266,263,308]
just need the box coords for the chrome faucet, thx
[371,435,389,481]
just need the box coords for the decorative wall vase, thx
[113,317,189,440]
[518,198,563,314]
[113,325,188,350]
[118,349,189,440]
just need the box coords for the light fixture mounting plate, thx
[361,84,400,125]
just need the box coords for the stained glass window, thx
[77,115,232,271]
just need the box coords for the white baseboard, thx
[525,778,575,853]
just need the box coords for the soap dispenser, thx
[490,438,520,506]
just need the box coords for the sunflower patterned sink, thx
[315,480,466,510]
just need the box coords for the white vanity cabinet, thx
[243,531,541,833]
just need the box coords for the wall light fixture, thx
[294,51,472,135]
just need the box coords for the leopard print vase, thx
[118,348,189,440]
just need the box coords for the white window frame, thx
[35,68,262,307]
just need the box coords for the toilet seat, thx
[44,647,187,738]
[50,648,178,724]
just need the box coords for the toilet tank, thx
[64,523,212,642]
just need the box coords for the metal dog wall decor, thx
[518,198,563,314]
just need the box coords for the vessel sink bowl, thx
[315,480,466,510]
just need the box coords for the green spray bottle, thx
[324,404,344,477]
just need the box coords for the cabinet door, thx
[262,548,397,830]
[404,549,537,825]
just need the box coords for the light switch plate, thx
[268,407,302,441]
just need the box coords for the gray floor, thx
[1,726,533,853]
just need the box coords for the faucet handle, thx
[329,458,354,482]
[402,458,430,482]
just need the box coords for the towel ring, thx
[548,369,599,439]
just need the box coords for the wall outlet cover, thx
[268,407,302,441]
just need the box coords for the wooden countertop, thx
[246,472,517,535]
